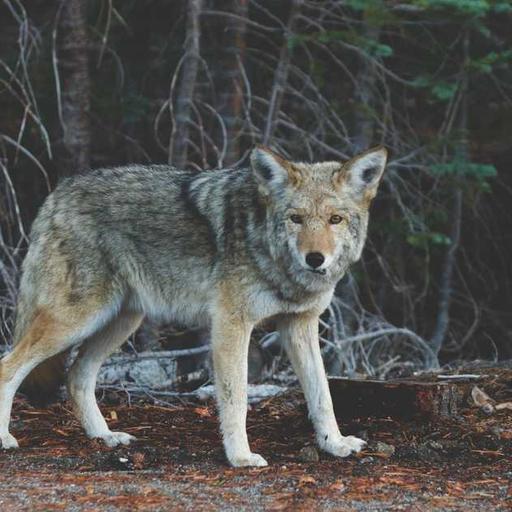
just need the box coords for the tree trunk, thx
[56,0,91,176]
[430,33,469,356]
[169,0,203,168]
[331,15,381,374]
[216,0,248,167]
[352,18,380,151]
[263,0,302,146]
[430,188,462,356]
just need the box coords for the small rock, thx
[416,443,441,461]
[104,453,134,470]
[426,440,443,451]
[481,403,495,415]
[374,441,395,458]
[298,445,320,462]
[490,426,503,438]
[359,456,375,464]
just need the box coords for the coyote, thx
[0,145,387,467]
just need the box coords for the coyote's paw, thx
[98,431,137,448]
[228,452,268,468]
[343,435,367,452]
[0,432,19,449]
[320,434,366,458]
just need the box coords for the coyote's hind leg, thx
[67,310,143,447]
[0,306,112,449]
[0,345,36,449]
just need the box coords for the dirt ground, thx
[1,369,511,511]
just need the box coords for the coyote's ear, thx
[251,146,301,192]
[335,146,388,202]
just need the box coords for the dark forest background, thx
[1,0,512,383]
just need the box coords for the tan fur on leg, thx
[0,303,118,449]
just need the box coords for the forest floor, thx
[0,368,511,511]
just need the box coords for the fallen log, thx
[328,377,469,419]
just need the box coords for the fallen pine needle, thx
[471,449,503,457]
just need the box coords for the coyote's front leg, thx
[211,308,267,467]
[279,313,366,458]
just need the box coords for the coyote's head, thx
[250,145,387,291]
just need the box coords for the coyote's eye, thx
[329,214,343,225]
[290,214,303,224]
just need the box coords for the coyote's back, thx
[14,164,218,400]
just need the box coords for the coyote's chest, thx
[243,284,334,323]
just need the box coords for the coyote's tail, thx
[20,353,68,406]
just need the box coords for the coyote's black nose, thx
[305,252,325,269]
